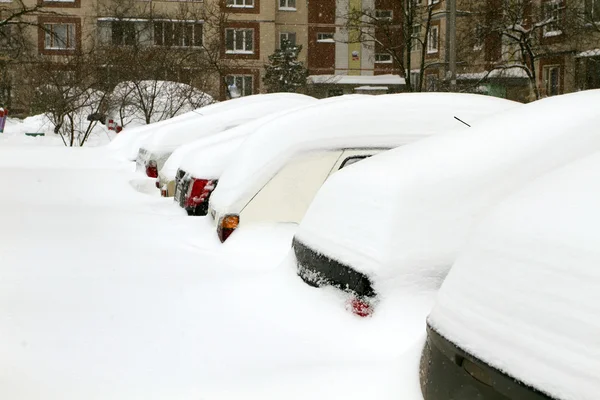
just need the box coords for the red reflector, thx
[155,179,160,189]
[349,298,373,317]
[160,188,167,197]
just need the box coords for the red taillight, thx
[160,188,167,197]
[349,297,373,318]
[155,179,160,189]
[146,160,158,178]
[185,178,215,208]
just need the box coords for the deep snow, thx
[0,144,424,399]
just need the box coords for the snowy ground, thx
[0,143,424,399]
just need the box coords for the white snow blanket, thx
[429,151,600,400]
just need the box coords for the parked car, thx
[422,150,600,400]
[291,89,600,318]
[166,96,367,214]
[136,93,315,178]
[208,93,520,242]
[157,97,323,199]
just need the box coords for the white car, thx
[292,89,600,319]
[423,150,600,400]
[164,96,365,213]
[136,93,315,178]
[209,93,520,242]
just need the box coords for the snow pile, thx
[308,74,406,85]
[0,114,115,147]
[294,89,600,296]
[210,93,520,214]
[160,97,319,181]
[107,80,214,127]
[429,151,600,400]
[139,93,315,155]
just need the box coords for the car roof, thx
[293,89,600,293]
[139,94,317,153]
[210,93,520,214]
[428,150,600,400]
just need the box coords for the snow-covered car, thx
[208,93,520,242]
[292,89,600,318]
[157,97,320,200]
[166,96,364,214]
[422,150,600,400]
[136,93,315,178]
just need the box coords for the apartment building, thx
[410,0,600,102]
[6,0,310,101]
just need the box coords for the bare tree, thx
[342,0,438,92]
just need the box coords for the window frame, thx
[226,0,255,8]
[543,65,561,96]
[226,74,254,97]
[279,31,297,48]
[427,25,439,54]
[279,0,297,10]
[316,32,334,43]
[543,0,564,37]
[225,28,254,54]
[374,53,392,63]
[43,22,77,50]
[153,21,203,48]
[374,9,393,21]
[411,24,422,51]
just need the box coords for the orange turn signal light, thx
[221,215,239,230]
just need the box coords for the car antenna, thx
[454,116,471,127]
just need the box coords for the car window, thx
[339,155,369,169]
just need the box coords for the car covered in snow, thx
[208,93,520,242]
[157,97,320,200]
[292,89,600,319]
[166,96,363,215]
[422,150,600,400]
[136,93,315,178]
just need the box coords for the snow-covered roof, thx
[308,74,405,85]
[429,151,600,400]
[458,67,529,80]
[354,86,389,91]
[210,93,520,214]
[161,99,323,181]
[139,93,315,153]
[576,48,600,58]
[294,89,600,292]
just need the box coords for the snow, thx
[576,48,600,58]
[355,85,389,90]
[0,114,116,147]
[210,93,520,215]
[429,151,600,400]
[458,66,530,80]
[308,74,406,85]
[138,93,315,170]
[159,97,319,181]
[0,142,425,399]
[294,89,600,297]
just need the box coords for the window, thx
[544,65,560,96]
[410,71,421,89]
[411,24,421,51]
[375,53,392,63]
[44,23,76,50]
[226,75,253,97]
[317,32,334,43]
[225,29,254,53]
[279,0,296,9]
[427,26,439,54]
[586,0,600,21]
[374,10,393,20]
[111,21,136,46]
[279,32,296,48]
[154,21,202,47]
[543,0,564,37]
[226,0,254,7]
[340,156,369,169]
